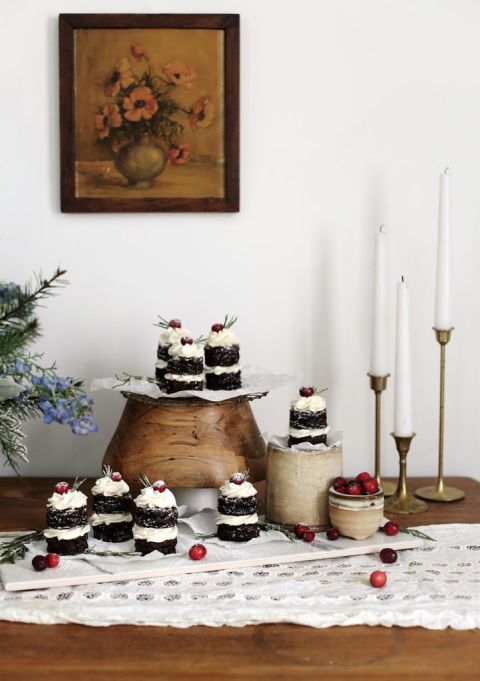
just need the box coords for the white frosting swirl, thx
[91,477,130,497]
[155,359,168,369]
[43,524,90,540]
[216,513,258,526]
[168,341,203,358]
[134,486,177,509]
[165,372,204,383]
[288,426,330,438]
[90,512,133,526]
[205,363,241,375]
[47,490,87,510]
[159,326,190,345]
[291,394,326,412]
[207,328,239,347]
[133,524,178,542]
[328,489,384,511]
[219,480,257,499]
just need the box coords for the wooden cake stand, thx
[103,391,267,487]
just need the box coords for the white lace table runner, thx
[0,523,479,629]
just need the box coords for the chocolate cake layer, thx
[167,356,203,375]
[93,522,133,543]
[217,524,260,542]
[92,494,132,514]
[46,534,88,556]
[135,507,178,528]
[206,372,241,391]
[134,538,177,556]
[217,496,257,516]
[46,507,88,529]
[157,344,170,361]
[289,408,327,430]
[165,379,203,394]
[288,433,328,447]
[204,345,240,367]
[155,367,167,382]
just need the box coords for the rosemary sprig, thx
[71,476,86,491]
[154,316,172,330]
[139,472,152,488]
[257,521,297,541]
[102,464,113,478]
[194,532,217,540]
[223,314,238,329]
[85,549,139,558]
[400,527,436,541]
[112,372,158,389]
[0,530,44,564]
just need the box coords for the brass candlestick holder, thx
[416,328,465,502]
[368,373,395,496]
[385,434,428,515]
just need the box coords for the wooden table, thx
[0,476,479,681]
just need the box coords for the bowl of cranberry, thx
[328,473,384,540]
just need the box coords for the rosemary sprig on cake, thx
[155,316,181,330]
[223,314,238,329]
[71,476,87,491]
[139,472,152,488]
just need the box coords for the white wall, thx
[1,0,479,480]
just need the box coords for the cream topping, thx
[291,394,326,412]
[43,524,90,540]
[207,328,239,347]
[168,341,203,358]
[155,359,168,369]
[159,326,190,345]
[204,363,241,375]
[90,512,133,526]
[91,477,130,497]
[164,372,204,383]
[132,524,178,542]
[134,486,177,509]
[288,426,330,438]
[46,490,87,511]
[216,513,258,526]
[219,480,257,499]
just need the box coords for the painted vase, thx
[114,136,167,189]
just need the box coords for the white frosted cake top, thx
[291,394,326,412]
[46,490,87,511]
[207,328,238,347]
[134,486,177,509]
[91,476,130,497]
[219,479,257,499]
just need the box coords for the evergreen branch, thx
[0,268,67,325]
[0,319,41,357]
[0,530,43,564]
[0,408,29,472]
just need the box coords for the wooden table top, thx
[0,476,479,681]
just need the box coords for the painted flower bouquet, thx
[95,45,215,187]
[0,269,97,472]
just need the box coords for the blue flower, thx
[54,375,71,391]
[71,415,98,436]
[38,399,53,414]
[14,359,31,375]
[30,375,42,386]
[41,375,56,391]
[43,409,57,425]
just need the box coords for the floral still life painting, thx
[60,15,239,212]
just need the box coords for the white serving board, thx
[0,527,422,592]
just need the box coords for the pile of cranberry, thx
[32,553,60,572]
[332,471,380,496]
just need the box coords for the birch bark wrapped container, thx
[265,438,343,531]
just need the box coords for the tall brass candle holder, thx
[368,374,395,496]
[385,434,428,515]
[416,328,465,502]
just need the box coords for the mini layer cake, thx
[164,336,204,393]
[133,479,178,555]
[288,386,329,447]
[155,317,190,383]
[204,316,241,390]
[44,480,89,555]
[90,467,133,542]
[216,472,260,541]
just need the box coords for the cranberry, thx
[54,482,70,495]
[356,472,372,482]
[153,480,167,493]
[169,319,182,328]
[326,527,340,540]
[294,523,310,538]
[32,555,47,572]
[336,486,348,494]
[379,548,398,564]
[333,476,347,490]
[303,530,315,542]
[383,521,400,536]
[362,477,379,495]
[299,386,315,398]
[111,472,122,482]
[346,481,362,495]
[46,553,60,568]
[181,336,193,345]
[211,323,224,332]
[230,473,245,485]
[370,570,387,588]
[189,544,207,561]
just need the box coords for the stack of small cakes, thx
[155,317,190,384]
[204,316,242,390]
[90,467,133,542]
[288,386,329,447]
[133,478,178,555]
[44,480,90,555]
[216,472,259,541]
[165,336,204,393]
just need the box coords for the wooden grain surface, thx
[0,476,479,681]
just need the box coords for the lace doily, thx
[0,524,479,629]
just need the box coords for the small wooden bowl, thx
[328,486,384,540]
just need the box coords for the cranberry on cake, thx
[44,479,90,555]
[204,315,241,390]
[155,317,190,383]
[90,466,133,543]
[216,472,260,541]
[164,336,204,393]
[288,386,329,447]
[133,476,178,555]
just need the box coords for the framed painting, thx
[59,14,239,212]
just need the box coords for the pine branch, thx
[0,268,67,325]
[0,319,40,357]
[0,408,29,472]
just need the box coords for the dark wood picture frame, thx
[59,14,239,213]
